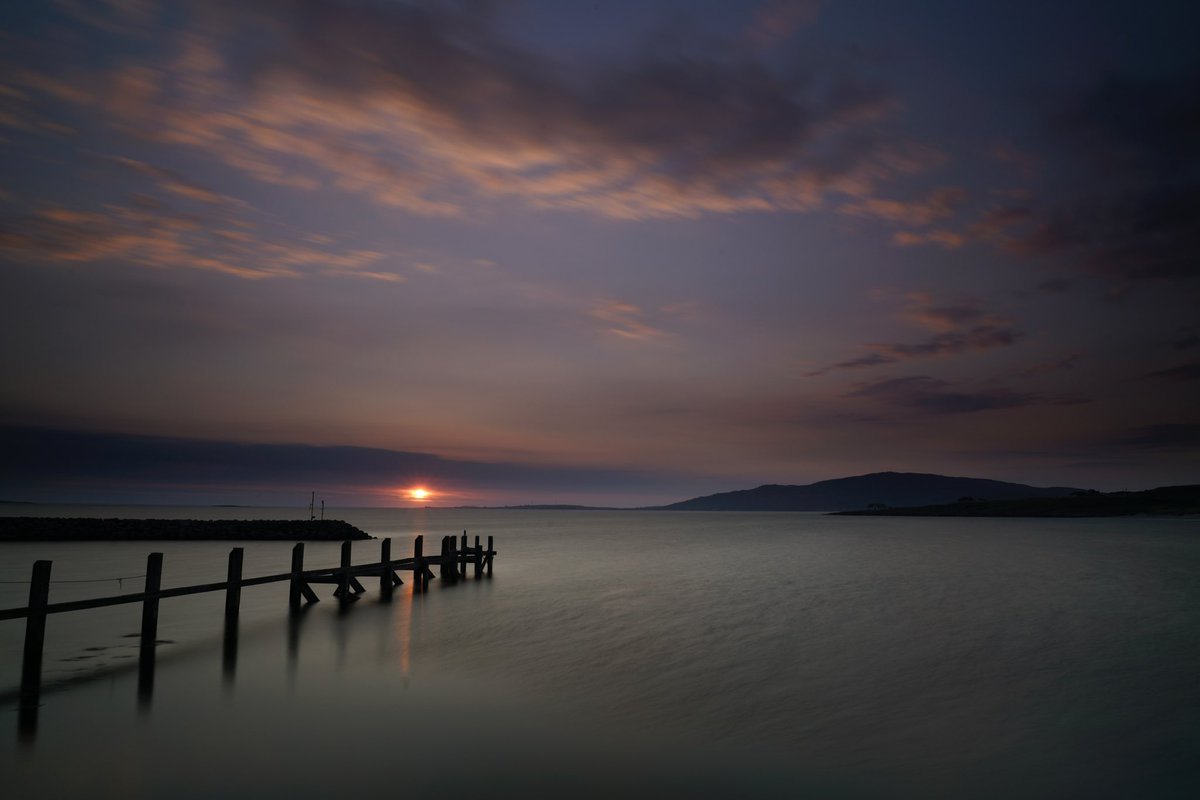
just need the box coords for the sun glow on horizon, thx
[408,487,431,501]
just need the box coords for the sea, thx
[1,506,1198,799]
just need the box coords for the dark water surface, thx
[2,507,1198,798]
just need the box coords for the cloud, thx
[0,425,687,501]
[744,0,822,50]
[884,68,1200,288]
[4,0,923,221]
[807,293,1023,376]
[108,156,246,207]
[879,325,1024,359]
[965,205,1034,241]
[0,199,384,280]
[1144,362,1200,382]
[0,135,395,280]
[988,69,1200,284]
[1052,70,1200,175]
[845,376,1041,415]
[840,185,967,227]
[590,299,675,343]
[1035,278,1072,294]
[51,0,159,35]
[990,142,1038,176]
[1169,326,1200,350]
[810,353,897,375]
[1112,424,1200,452]
[1020,353,1080,377]
[898,292,989,332]
[1002,185,1200,282]
[890,229,967,249]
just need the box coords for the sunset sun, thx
[408,487,430,501]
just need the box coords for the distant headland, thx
[451,472,1198,515]
[0,518,372,541]
[655,472,1083,512]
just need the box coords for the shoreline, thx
[833,485,1200,518]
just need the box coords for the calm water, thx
[1,507,1198,798]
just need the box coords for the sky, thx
[0,0,1197,507]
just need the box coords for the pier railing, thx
[1,532,496,742]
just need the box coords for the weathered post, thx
[290,543,305,610]
[448,536,459,584]
[138,552,163,706]
[474,535,483,579]
[224,547,244,623]
[18,560,52,742]
[413,535,425,593]
[460,531,469,577]
[222,548,243,686]
[486,535,494,576]
[336,540,353,600]
[439,536,449,582]
[380,538,394,599]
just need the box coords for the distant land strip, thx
[448,504,617,511]
[0,518,372,541]
[834,485,1200,517]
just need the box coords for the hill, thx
[657,472,1082,512]
[834,484,1200,517]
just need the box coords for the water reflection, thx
[222,614,238,689]
[395,589,412,677]
[17,691,38,746]
[137,646,154,712]
[334,594,350,672]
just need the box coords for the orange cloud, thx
[590,300,674,343]
[6,1,921,222]
[891,229,968,249]
[841,186,968,227]
[0,199,384,281]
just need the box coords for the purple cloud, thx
[1144,362,1200,382]
[808,293,1024,376]
[845,376,1041,415]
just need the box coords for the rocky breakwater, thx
[0,517,372,541]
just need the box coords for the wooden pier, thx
[1,533,496,742]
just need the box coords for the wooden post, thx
[222,548,242,686]
[288,543,319,607]
[439,536,449,582]
[474,535,483,579]
[380,538,394,598]
[18,559,51,742]
[336,540,352,600]
[448,536,458,584]
[138,552,163,706]
[460,531,468,577]
[413,535,425,593]
[290,543,305,610]
[486,535,494,576]
[224,547,244,623]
